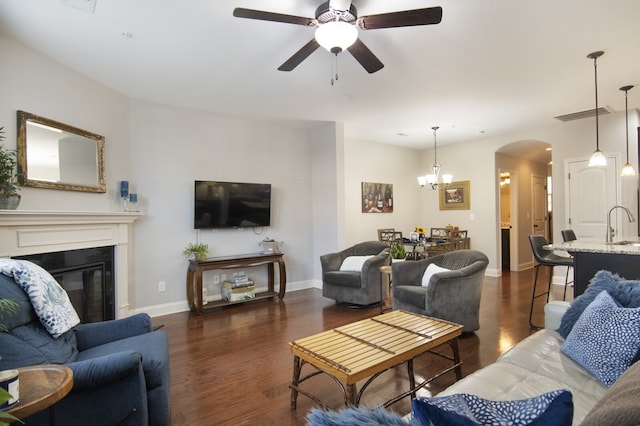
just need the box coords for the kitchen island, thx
[545,239,640,296]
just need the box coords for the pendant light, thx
[418,126,453,190]
[587,51,607,167]
[620,85,636,176]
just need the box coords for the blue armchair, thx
[0,272,170,426]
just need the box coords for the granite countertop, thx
[545,239,640,255]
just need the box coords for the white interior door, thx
[532,175,547,237]
[566,156,618,240]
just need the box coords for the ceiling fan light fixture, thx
[315,21,358,53]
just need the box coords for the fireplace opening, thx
[14,246,115,323]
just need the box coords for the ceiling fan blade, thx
[347,39,384,73]
[233,8,315,26]
[278,39,321,71]
[358,6,443,30]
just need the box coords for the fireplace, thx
[0,210,142,319]
[15,246,115,323]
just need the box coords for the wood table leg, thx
[194,269,204,315]
[407,359,417,399]
[450,337,462,380]
[186,268,195,312]
[277,257,287,299]
[346,384,357,407]
[290,356,301,409]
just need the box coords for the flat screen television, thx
[194,180,271,229]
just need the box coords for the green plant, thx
[258,237,284,246]
[183,242,209,261]
[0,127,20,198]
[389,241,406,259]
[0,387,20,425]
[0,298,20,425]
[0,298,19,332]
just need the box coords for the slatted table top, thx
[289,310,462,384]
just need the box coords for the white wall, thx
[0,33,130,211]
[128,101,318,312]
[310,123,342,281]
[342,137,422,245]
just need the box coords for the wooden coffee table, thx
[289,310,463,409]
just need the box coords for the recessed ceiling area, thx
[497,140,552,165]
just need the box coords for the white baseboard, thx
[133,279,320,318]
[485,268,501,277]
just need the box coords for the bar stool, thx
[561,229,577,242]
[528,235,574,330]
[559,229,577,300]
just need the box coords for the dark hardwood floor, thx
[157,268,568,425]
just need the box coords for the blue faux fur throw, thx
[306,407,419,426]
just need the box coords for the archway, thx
[495,140,552,272]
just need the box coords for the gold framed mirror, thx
[17,111,106,193]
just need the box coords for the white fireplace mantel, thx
[0,210,143,318]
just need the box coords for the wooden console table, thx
[186,252,286,315]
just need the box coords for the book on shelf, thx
[222,284,256,302]
[223,280,254,289]
[230,274,249,283]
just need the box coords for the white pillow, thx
[339,255,374,272]
[422,263,451,287]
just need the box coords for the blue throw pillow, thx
[306,406,419,426]
[557,270,640,339]
[560,290,640,387]
[412,390,573,426]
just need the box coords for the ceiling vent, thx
[554,106,612,122]
[60,0,97,13]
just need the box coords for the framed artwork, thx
[440,180,470,210]
[362,182,393,213]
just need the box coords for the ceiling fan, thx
[233,0,442,74]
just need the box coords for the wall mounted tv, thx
[194,180,271,229]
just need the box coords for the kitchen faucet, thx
[606,205,636,242]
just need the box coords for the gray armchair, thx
[391,249,489,332]
[321,241,391,306]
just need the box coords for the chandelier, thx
[418,126,453,190]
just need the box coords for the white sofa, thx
[308,288,640,425]
[435,301,610,425]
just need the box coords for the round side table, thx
[6,364,73,423]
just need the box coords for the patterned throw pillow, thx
[0,259,80,338]
[412,390,573,426]
[560,290,640,387]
